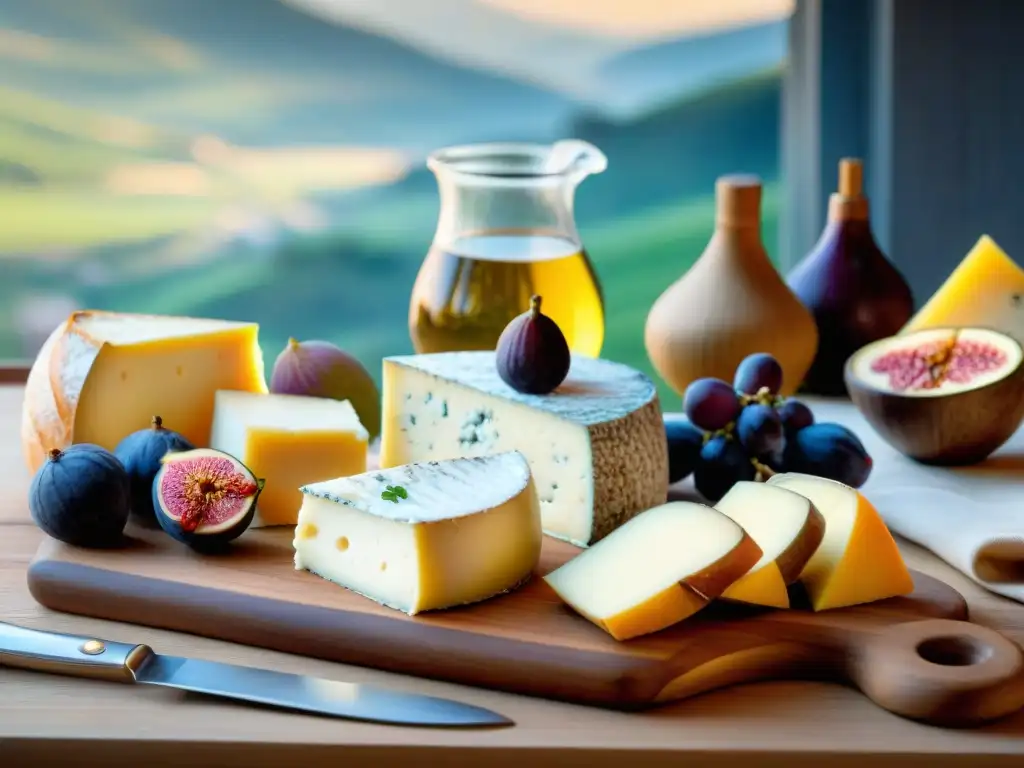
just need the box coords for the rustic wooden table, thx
[1,379,1022,767]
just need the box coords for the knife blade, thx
[0,620,511,727]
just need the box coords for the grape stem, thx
[738,387,784,408]
[751,458,777,482]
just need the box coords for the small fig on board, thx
[152,447,263,553]
[114,415,194,525]
[495,295,571,395]
[28,444,131,548]
[270,338,381,440]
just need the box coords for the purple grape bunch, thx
[663,352,873,502]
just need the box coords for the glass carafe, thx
[409,140,607,357]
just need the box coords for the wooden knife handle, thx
[0,620,153,683]
[851,618,1024,727]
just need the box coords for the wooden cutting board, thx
[26,523,1024,728]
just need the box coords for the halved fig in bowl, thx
[844,326,1024,465]
[152,447,263,552]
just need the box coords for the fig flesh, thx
[114,415,194,525]
[153,447,263,552]
[845,327,1024,465]
[495,294,571,395]
[270,338,381,440]
[29,444,131,548]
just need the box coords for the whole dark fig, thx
[114,415,194,524]
[495,295,571,395]
[29,444,131,548]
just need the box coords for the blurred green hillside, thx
[0,0,784,408]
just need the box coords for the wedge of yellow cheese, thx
[767,472,913,610]
[21,311,267,473]
[714,481,826,609]
[210,391,369,528]
[903,234,1024,342]
[543,501,762,641]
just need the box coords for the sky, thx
[283,0,795,103]
[477,0,796,40]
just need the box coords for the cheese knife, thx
[0,620,512,727]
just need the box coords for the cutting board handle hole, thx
[915,635,993,667]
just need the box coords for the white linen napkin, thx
[869,485,1024,603]
[808,400,1024,604]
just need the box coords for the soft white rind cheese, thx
[293,451,543,614]
[379,351,668,547]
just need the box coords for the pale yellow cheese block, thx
[21,311,267,473]
[903,234,1024,342]
[210,391,369,528]
[543,501,762,641]
[293,451,542,614]
[767,472,914,610]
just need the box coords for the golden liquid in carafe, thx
[409,231,605,357]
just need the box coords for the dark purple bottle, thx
[787,158,914,396]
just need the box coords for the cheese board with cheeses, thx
[17,308,1024,730]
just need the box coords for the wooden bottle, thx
[786,158,914,396]
[644,175,818,397]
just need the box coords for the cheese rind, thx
[903,235,1024,343]
[210,391,369,528]
[21,311,267,473]
[714,481,826,608]
[293,451,542,614]
[767,472,913,610]
[379,351,668,547]
[543,501,762,641]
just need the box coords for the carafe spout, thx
[543,139,607,179]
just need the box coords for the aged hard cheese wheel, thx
[210,391,369,528]
[21,311,267,473]
[543,501,762,641]
[713,481,826,609]
[379,351,668,547]
[767,472,913,610]
[902,234,1024,342]
[293,451,542,614]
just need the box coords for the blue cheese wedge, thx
[379,351,668,547]
[293,451,542,614]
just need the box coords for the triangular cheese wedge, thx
[767,473,914,610]
[714,481,826,609]
[543,501,762,640]
[902,234,1024,343]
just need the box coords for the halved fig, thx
[844,327,1024,465]
[152,447,263,552]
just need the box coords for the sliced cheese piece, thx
[903,235,1024,343]
[210,391,369,528]
[767,472,913,610]
[713,481,826,608]
[21,311,267,473]
[293,451,542,614]
[543,501,762,641]
[379,351,668,547]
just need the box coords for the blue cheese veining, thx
[379,351,669,546]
